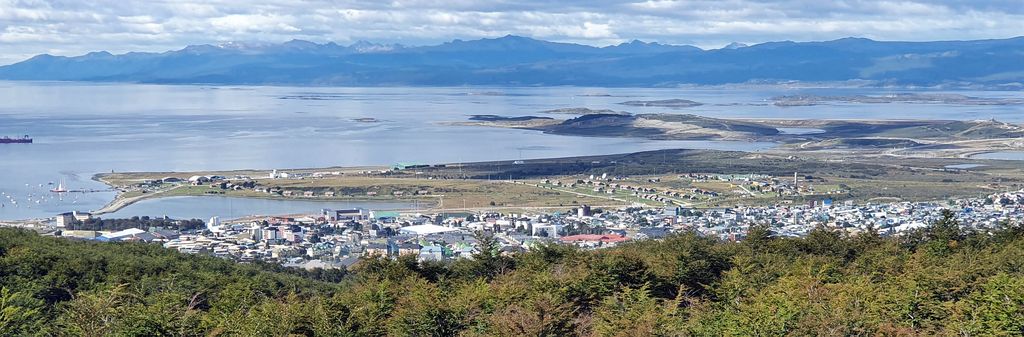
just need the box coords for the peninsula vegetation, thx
[2,211,1023,336]
[456,112,1024,154]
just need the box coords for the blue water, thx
[971,152,1024,161]
[776,127,826,135]
[105,196,418,221]
[944,164,987,169]
[1,82,1021,220]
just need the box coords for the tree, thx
[744,224,773,251]
[954,273,1024,335]
[488,292,577,337]
[592,285,680,336]
[0,287,44,336]
[921,209,963,257]
[801,225,852,259]
[470,231,512,279]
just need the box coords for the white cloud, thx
[0,0,1022,65]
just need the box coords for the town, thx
[8,177,1023,272]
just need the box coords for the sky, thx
[1,0,1023,65]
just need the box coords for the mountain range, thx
[2,35,1023,87]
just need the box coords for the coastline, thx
[449,114,1024,158]
[84,146,1024,219]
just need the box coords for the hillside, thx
[459,114,1024,147]
[539,114,783,140]
[3,35,1024,86]
[1,214,1022,336]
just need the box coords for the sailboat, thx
[50,179,68,193]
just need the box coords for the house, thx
[56,212,75,226]
[303,191,315,197]
[396,243,422,256]
[418,246,445,262]
[500,246,526,256]
[364,243,388,256]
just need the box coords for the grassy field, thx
[96,148,1024,213]
[99,172,625,212]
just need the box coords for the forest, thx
[1,211,1022,336]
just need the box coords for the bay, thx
[1,82,1020,220]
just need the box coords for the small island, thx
[540,107,629,115]
[772,93,1024,106]
[618,99,704,108]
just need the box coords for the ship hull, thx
[0,137,32,144]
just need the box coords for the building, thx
[559,234,630,247]
[72,211,92,222]
[398,224,458,236]
[56,212,75,226]
[364,243,389,256]
[97,228,148,242]
[396,242,422,256]
[60,230,99,239]
[577,205,592,217]
[328,208,369,221]
[418,246,445,262]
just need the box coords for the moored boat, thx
[0,135,32,144]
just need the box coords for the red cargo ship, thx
[0,135,32,144]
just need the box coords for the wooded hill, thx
[1,211,1022,336]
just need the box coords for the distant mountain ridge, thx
[2,35,1023,87]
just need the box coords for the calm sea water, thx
[1,82,1021,220]
[103,196,420,220]
[971,152,1024,161]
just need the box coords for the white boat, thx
[50,179,68,193]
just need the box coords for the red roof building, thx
[559,234,630,245]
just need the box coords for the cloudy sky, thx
[1,0,1022,65]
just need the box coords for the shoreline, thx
[448,114,1024,153]
[90,184,449,216]
[79,111,1024,220]
[90,146,1024,214]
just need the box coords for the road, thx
[92,184,183,215]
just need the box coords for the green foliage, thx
[592,285,680,336]
[1,214,1023,336]
[0,287,44,336]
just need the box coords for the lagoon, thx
[104,196,420,221]
[971,152,1024,161]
